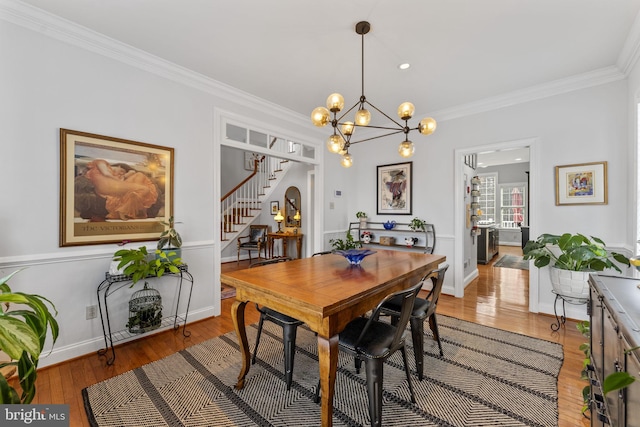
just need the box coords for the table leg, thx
[317,334,338,427]
[231,299,250,389]
[296,236,302,259]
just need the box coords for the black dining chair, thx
[315,280,423,427]
[249,257,304,390]
[378,264,449,380]
[312,250,333,256]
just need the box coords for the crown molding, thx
[617,9,640,75]
[0,0,310,129]
[0,0,631,126]
[430,66,625,122]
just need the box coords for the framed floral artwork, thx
[555,161,607,205]
[60,128,174,246]
[377,162,412,215]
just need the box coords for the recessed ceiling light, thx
[515,157,522,161]
[398,63,410,70]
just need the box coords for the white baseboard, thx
[38,306,217,369]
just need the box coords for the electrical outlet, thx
[86,305,98,320]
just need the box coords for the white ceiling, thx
[13,0,640,136]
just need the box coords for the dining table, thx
[220,249,446,427]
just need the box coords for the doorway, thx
[454,138,540,312]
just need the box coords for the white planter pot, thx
[548,267,591,301]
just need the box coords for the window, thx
[478,173,497,224]
[499,184,526,228]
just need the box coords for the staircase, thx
[220,153,290,249]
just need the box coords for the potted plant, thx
[356,211,368,227]
[330,230,362,250]
[0,269,59,404]
[157,216,182,261]
[113,246,183,285]
[523,233,629,300]
[409,217,427,232]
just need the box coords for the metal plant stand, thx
[550,291,588,331]
[97,264,194,365]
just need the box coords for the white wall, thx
[0,20,320,367]
[331,79,629,319]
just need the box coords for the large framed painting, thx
[60,129,174,246]
[377,162,412,215]
[555,161,607,206]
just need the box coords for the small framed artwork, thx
[244,152,260,171]
[270,201,279,215]
[555,161,607,205]
[377,162,412,215]
[60,129,173,246]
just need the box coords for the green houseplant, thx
[0,269,59,404]
[409,217,426,232]
[522,233,628,272]
[330,231,362,250]
[356,211,368,227]
[523,233,629,300]
[113,246,183,285]
[157,216,182,261]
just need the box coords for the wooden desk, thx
[268,232,303,259]
[221,249,445,427]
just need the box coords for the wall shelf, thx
[348,221,436,254]
[96,264,194,365]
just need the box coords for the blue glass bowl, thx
[335,249,377,265]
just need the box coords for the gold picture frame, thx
[60,129,174,246]
[555,161,607,206]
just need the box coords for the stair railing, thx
[220,155,267,240]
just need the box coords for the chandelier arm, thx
[349,129,404,145]
[336,101,362,123]
[346,124,405,132]
[364,99,405,128]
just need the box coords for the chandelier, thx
[311,21,437,168]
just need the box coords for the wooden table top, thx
[221,250,445,330]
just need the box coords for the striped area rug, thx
[83,315,563,426]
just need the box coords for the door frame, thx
[453,137,540,312]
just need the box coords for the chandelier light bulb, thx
[311,107,330,127]
[398,140,415,158]
[419,117,437,135]
[326,134,344,154]
[397,102,415,120]
[355,108,371,126]
[341,121,355,136]
[326,93,345,112]
[341,153,353,168]
[338,144,348,155]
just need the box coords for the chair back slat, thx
[424,264,449,317]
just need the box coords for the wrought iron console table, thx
[96,264,194,365]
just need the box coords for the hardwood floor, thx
[25,247,589,426]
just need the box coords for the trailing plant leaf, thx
[603,371,636,395]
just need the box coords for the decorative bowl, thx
[630,256,640,272]
[383,221,396,230]
[334,249,377,265]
